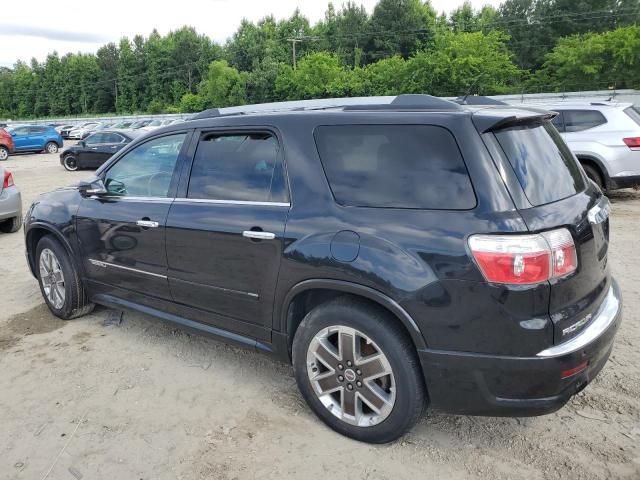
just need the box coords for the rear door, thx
[489,121,610,344]
[28,126,47,149]
[165,129,290,341]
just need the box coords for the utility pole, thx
[114,80,118,109]
[288,38,303,70]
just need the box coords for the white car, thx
[539,102,640,191]
[68,122,101,140]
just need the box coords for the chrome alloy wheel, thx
[47,143,58,153]
[39,248,65,309]
[306,326,396,427]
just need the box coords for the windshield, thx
[495,122,586,206]
[624,107,640,126]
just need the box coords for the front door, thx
[165,130,290,341]
[76,132,189,301]
[10,126,31,151]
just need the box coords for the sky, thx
[0,0,504,68]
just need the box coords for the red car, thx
[0,128,15,161]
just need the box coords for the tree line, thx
[1,0,639,119]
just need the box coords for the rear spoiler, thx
[472,106,557,133]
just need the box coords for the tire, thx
[0,146,8,161]
[63,155,79,171]
[36,235,94,320]
[45,142,59,154]
[583,164,605,191]
[0,215,22,233]
[292,296,426,443]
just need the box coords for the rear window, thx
[314,125,476,210]
[624,106,640,126]
[495,122,586,206]
[562,110,607,132]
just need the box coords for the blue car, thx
[6,125,63,154]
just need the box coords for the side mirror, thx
[78,177,107,197]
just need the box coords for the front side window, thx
[103,133,186,197]
[314,125,476,210]
[187,132,288,203]
[562,110,607,132]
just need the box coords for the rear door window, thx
[562,110,607,132]
[187,133,288,203]
[495,122,586,206]
[314,125,476,210]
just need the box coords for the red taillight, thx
[469,228,577,285]
[560,361,588,379]
[2,169,14,188]
[623,137,640,150]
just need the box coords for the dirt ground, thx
[0,147,639,480]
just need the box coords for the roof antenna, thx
[460,74,485,105]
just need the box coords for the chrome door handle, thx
[242,230,275,240]
[136,220,159,228]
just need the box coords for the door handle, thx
[242,230,275,240]
[136,219,159,228]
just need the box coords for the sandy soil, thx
[0,148,639,480]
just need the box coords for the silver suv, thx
[539,102,640,191]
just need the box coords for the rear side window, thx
[562,110,607,132]
[495,122,586,206]
[314,125,476,210]
[188,133,288,203]
[624,106,640,126]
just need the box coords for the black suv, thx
[24,95,622,443]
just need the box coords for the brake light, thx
[623,137,640,150]
[3,169,14,188]
[469,228,577,285]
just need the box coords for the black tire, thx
[35,235,94,320]
[0,146,8,161]
[44,142,59,154]
[583,164,605,191]
[0,215,22,233]
[292,296,426,443]
[63,155,79,171]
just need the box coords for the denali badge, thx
[563,313,593,336]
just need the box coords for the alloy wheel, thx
[39,248,66,309]
[306,325,396,427]
[0,148,7,161]
[64,156,78,171]
[47,143,58,153]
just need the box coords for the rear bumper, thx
[0,186,22,221]
[418,280,622,416]
[609,174,640,190]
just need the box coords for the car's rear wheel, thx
[45,142,59,154]
[583,164,605,191]
[292,297,426,443]
[63,155,79,171]
[0,215,22,233]
[0,146,8,161]
[36,235,94,320]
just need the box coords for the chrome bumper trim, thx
[537,284,620,358]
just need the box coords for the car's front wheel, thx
[45,142,59,154]
[36,235,94,319]
[62,155,78,171]
[292,297,426,443]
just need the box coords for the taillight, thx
[469,228,577,285]
[2,169,14,188]
[623,137,640,150]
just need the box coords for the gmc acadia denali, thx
[24,95,622,443]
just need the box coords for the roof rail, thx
[187,95,467,120]
[454,96,508,106]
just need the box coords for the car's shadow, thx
[608,188,640,203]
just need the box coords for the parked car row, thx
[57,118,185,140]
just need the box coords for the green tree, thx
[199,60,247,107]
[275,52,348,100]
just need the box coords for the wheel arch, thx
[280,279,427,359]
[575,154,611,189]
[25,223,76,278]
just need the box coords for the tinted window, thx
[188,133,288,203]
[102,133,125,144]
[562,110,606,132]
[85,133,105,145]
[104,133,185,197]
[10,127,29,135]
[624,107,640,126]
[551,112,565,132]
[314,125,476,210]
[495,122,586,206]
[29,126,47,134]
